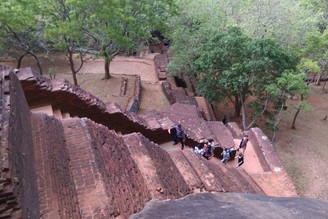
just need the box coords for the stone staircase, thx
[29,114,264,218]
[1,66,299,218]
[19,67,298,198]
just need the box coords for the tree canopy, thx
[1,0,327,134]
[194,27,303,130]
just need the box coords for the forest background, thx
[1,0,328,199]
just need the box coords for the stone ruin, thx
[1,64,328,219]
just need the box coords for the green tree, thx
[36,0,90,86]
[233,0,315,48]
[265,70,310,141]
[302,29,328,85]
[301,0,328,33]
[83,0,176,79]
[168,0,227,77]
[0,0,45,74]
[194,27,300,131]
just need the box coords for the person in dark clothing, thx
[221,115,227,126]
[236,153,244,167]
[168,124,185,150]
[238,135,249,154]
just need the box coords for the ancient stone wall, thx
[18,68,174,144]
[0,70,40,218]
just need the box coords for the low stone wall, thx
[247,128,274,172]
[154,54,168,80]
[161,81,175,104]
[227,122,243,139]
[248,128,285,172]
[128,75,142,113]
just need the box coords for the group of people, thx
[192,138,215,160]
[169,123,249,168]
[220,135,248,167]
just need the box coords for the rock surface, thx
[131,192,328,219]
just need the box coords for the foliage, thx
[233,0,316,48]
[167,0,229,76]
[0,0,45,73]
[168,0,316,78]
[78,0,176,79]
[302,29,328,84]
[300,0,328,32]
[194,27,303,130]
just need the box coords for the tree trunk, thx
[238,91,247,131]
[16,53,27,69]
[323,81,327,91]
[102,50,111,79]
[234,95,241,118]
[67,51,78,86]
[246,98,269,130]
[315,74,322,85]
[271,102,285,142]
[28,52,43,75]
[291,94,304,129]
[104,59,110,79]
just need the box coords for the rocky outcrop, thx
[130,192,328,219]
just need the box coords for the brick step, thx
[165,147,205,193]
[124,134,191,200]
[30,104,54,116]
[62,118,115,218]
[63,118,151,218]
[181,149,224,192]
[250,172,298,197]
[32,113,79,218]
[235,168,265,195]
[31,113,80,219]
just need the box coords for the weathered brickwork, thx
[206,121,235,148]
[140,135,191,199]
[62,118,151,218]
[18,68,175,144]
[125,133,191,200]
[178,150,224,192]
[84,119,151,218]
[31,113,80,219]
[166,150,205,192]
[0,70,40,218]
[247,129,272,172]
